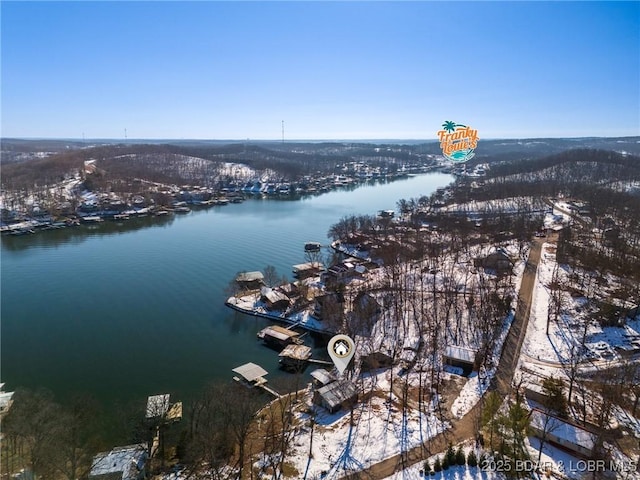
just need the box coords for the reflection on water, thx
[1,173,453,433]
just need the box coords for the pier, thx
[232,362,281,398]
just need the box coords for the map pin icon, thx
[327,334,355,375]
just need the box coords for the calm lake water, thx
[1,173,452,417]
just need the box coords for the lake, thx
[0,173,452,420]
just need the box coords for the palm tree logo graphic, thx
[442,120,466,133]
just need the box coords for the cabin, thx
[313,292,345,323]
[89,443,148,480]
[257,325,302,349]
[529,409,597,458]
[474,248,513,274]
[313,379,358,413]
[260,287,290,311]
[235,271,265,291]
[443,345,477,375]
[279,344,312,371]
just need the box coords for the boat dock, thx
[232,362,281,398]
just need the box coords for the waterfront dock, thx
[225,295,332,335]
[232,362,281,398]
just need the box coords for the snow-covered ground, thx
[275,371,449,480]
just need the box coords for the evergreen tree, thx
[433,456,442,472]
[445,443,456,466]
[542,376,568,417]
[467,450,478,467]
[455,446,466,466]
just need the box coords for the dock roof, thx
[233,362,268,382]
[259,325,300,342]
[145,394,170,419]
[236,271,264,282]
[279,344,312,360]
[293,262,325,272]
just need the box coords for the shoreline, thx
[225,296,334,336]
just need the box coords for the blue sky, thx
[2,1,639,140]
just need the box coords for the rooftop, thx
[145,394,170,419]
[233,362,268,383]
[89,443,147,480]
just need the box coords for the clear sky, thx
[1,1,639,140]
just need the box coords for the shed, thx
[89,443,148,480]
[314,379,358,413]
[529,409,597,458]
[310,369,336,388]
[443,345,477,375]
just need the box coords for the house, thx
[529,409,597,458]
[88,443,148,480]
[321,261,363,287]
[235,271,265,291]
[313,379,358,413]
[474,248,514,274]
[443,345,478,375]
[260,287,290,311]
[313,292,345,323]
[352,292,382,322]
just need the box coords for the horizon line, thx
[3,135,640,143]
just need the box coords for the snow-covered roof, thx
[529,409,596,452]
[236,271,264,282]
[444,345,477,364]
[317,380,358,410]
[0,391,14,411]
[233,363,268,382]
[310,369,335,386]
[89,443,147,480]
